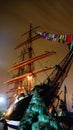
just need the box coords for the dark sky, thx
[0,0,73,111]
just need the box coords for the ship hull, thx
[7,120,19,130]
[5,83,59,120]
[5,83,59,129]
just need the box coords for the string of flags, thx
[35,31,73,43]
[34,31,73,50]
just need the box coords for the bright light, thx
[0,97,4,103]
[0,95,6,104]
[18,86,21,89]
[27,75,32,80]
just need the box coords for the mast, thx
[20,24,40,93]
[7,24,53,95]
[17,23,37,93]
[6,24,56,95]
[25,23,34,91]
[27,23,33,72]
[64,85,67,108]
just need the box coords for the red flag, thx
[66,35,72,43]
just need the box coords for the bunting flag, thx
[34,31,73,45]
[33,30,73,51]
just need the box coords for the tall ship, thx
[3,24,73,130]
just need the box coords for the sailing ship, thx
[4,24,73,130]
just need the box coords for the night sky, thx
[0,0,73,111]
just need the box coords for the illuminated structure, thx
[6,24,55,96]
[4,25,73,130]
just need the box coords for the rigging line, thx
[54,53,60,64]
[30,68,42,85]
[32,50,49,77]
[46,50,59,66]
[45,39,60,66]
[34,75,42,84]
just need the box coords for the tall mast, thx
[7,24,41,95]
[27,23,33,72]
[26,23,34,91]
